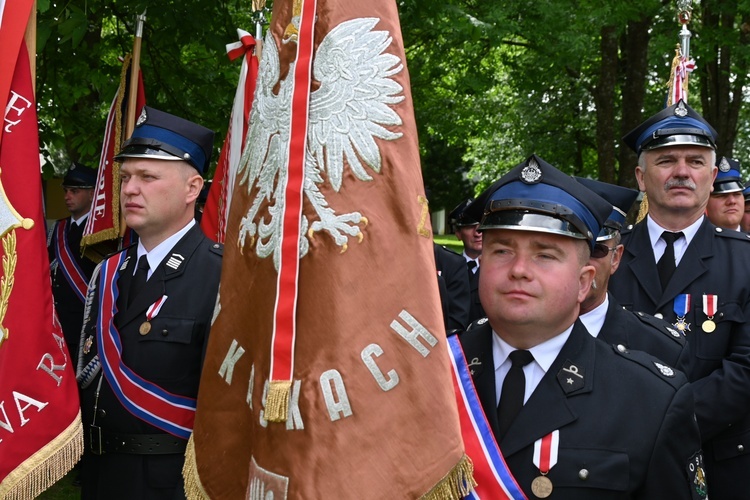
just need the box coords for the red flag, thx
[81,55,146,260]
[0,40,83,497]
[200,29,259,243]
[184,1,474,498]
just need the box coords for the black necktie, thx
[657,231,683,289]
[467,260,477,273]
[497,349,534,440]
[128,255,150,306]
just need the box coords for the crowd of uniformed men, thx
[48,98,750,498]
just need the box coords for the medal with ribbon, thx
[531,430,559,498]
[140,295,168,335]
[672,294,691,333]
[701,294,718,333]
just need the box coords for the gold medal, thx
[531,475,553,498]
[702,319,716,333]
[139,321,151,335]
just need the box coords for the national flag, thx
[81,55,146,261]
[200,29,259,243]
[0,39,83,498]
[183,0,474,498]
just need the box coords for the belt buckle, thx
[89,425,103,455]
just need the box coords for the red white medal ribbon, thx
[702,294,717,319]
[533,430,559,475]
[146,295,168,322]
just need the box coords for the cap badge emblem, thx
[719,157,731,172]
[136,108,148,126]
[674,101,688,117]
[520,159,542,184]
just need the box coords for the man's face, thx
[120,159,201,245]
[742,202,750,233]
[706,191,744,230]
[581,238,624,313]
[479,229,594,344]
[635,146,717,218]
[63,186,94,219]
[454,224,482,259]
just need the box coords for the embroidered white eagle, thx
[236,17,405,269]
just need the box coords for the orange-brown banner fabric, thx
[184,0,473,498]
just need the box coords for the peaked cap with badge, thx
[713,157,743,194]
[62,162,97,188]
[575,177,639,241]
[115,106,215,174]
[622,99,717,155]
[477,155,612,251]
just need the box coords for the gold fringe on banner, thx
[81,53,131,262]
[421,454,476,500]
[666,45,681,107]
[182,435,210,500]
[0,411,83,499]
[265,380,292,422]
[636,193,649,223]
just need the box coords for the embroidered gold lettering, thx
[417,194,431,238]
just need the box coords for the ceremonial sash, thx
[447,335,527,500]
[95,253,196,439]
[53,219,89,302]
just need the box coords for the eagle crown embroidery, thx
[236,17,405,269]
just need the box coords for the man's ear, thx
[577,264,596,304]
[610,244,624,275]
[186,174,204,204]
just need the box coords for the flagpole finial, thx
[677,0,692,58]
[135,10,147,38]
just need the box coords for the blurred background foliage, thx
[36,0,750,213]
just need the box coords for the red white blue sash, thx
[53,219,89,302]
[447,335,527,500]
[96,252,196,439]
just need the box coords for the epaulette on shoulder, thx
[208,241,224,256]
[610,344,687,390]
[713,226,750,242]
[466,317,489,332]
[631,310,686,346]
[620,224,635,236]
[441,244,461,256]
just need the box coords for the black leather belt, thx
[89,426,187,455]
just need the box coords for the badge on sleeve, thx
[687,451,707,499]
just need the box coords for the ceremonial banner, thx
[184,0,474,498]
[0,41,83,498]
[81,55,146,261]
[201,29,259,243]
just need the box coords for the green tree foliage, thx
[36,0,750,195]
[37,0,257,177]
